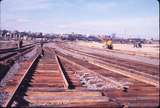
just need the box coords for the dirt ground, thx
[72,41,159,59]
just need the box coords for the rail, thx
[56,47,159,88]
[57,54,125,90]
[2,47,41,107]
[0,45,35,61]
[55,54,70,89]
[0,43,36,54]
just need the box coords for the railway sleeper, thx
[123,102,159,108]
[34,70,59,73]
[27,87,65,92]
[32,74,61,77]
[24,96,110,106]
[29,83,64,87]
[30,80,63,83]
[26,91,102,97]
[31,77,63,81]
[27,102,120,108]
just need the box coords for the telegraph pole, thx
[0,0,2,37]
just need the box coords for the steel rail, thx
[55,54,70,89]
[57,54,125,90]
[67,48,159,81]
[2,48,41,107]
[0,45,34,61]
[0,43,36,54]
[55,47,159,88]
[57,54,159,108]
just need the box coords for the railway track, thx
[55,50,159,108]
[57,43,159,74]
[0,43,35,54]
[0,44,36,81]
[64,42,159,59]
[47,43,159,107]
[0,45,35,62]
[1,43,159,107]
[1,47,119,107]
[55,43,159,86]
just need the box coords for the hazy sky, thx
[1,0,159,39]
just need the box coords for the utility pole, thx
[0,0,2,38]
[124,29,127,39]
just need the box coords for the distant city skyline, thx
[1,0,159,39]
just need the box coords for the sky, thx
[0,0,159,39]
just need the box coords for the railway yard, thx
[0,40,159,108]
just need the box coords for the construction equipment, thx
[105,39,113,49]
[101,36,113,50]
[98,36,113,50]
